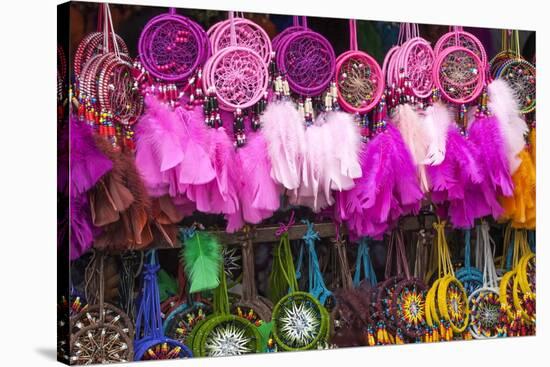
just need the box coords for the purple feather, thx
[70,193,100,260]
[70,115,112,197]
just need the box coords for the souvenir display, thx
[59,2,536,364]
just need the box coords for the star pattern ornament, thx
[279,302,321,347]
[222,246,242,280]
[205,324,252,357]
[469,290,501,338]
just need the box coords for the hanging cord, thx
[433,220,454,278]
[229,10,237,46]
[119,251,144,320]
[241,233,259,301]
[302,220,332,305]
[349,19,358,51]
[414,230,429,279]
[478,222,498,289]
[384,229,410,280]
[332,224,353,290]
[268,213,298,303]
[134,250,163,341]
[353,237,377,287]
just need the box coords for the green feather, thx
[157,269,178,302]
[181,232,222,293]
[257,321,274,352]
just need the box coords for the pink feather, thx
[261,100,306,190]
[392,104,430,192]
[487,79,528,173]
[422,103,451,166]
[226,133,281,232]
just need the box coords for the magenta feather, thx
[226,133,281,232]
[335,123,422,239]
[70,115,113,197]
[261,100,306,190]
[70,193,100,260]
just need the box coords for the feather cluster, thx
[69,116,112,260]
[487,79,529,174]
[335,123,423,239]
[262,103,362,213]
[500,149,536,229]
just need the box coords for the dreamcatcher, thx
[433,26,485,105]
[434,26,487,66]
[455,230,483,295]
[231,230,273,326]
[76,3,142,148]
[383,23,434,105]
[499,227,535,335]
[70,251,134,364]
[335,19,384,114]
[467,222,504,339]
[275,16,336,98]
[134,250,193,360]
[268,221,330,351]
[491,30,535,114]
[425,221,470,340]
[203,11,269,145]
[187,262,262,357]
[375,230,427,342]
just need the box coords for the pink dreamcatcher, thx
[335,19,384,114]
[434,26,487,66]
[433,42,485,104]
[210,14,272,65]
[382,24,434,105]
[203,11,269,145]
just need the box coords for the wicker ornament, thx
[138,8,208,82]
[70,251,134,364]
[335,19,384,114]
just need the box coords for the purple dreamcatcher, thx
[138,8,209,82]
[275,17,335,97]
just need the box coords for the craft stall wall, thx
[57,1,536,365]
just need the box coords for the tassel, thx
[500,149,536,229]
[487,79,529,173]
[393,104,430,192]
[181,230,222,293]
[261,100,306,190]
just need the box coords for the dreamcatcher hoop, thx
[400,37,435,98]
[212,17,273,64]
[433,45,485,104]
[467,222,502,339]
[335,19,384,114]
[498,58,536,113]
[434,27,487,66]
[74,31,128,79]
[138,8,208,82]
[276,23,335,96]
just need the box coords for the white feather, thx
[261,100,306,190]
[422,102,452,166]
[487,78,529,174]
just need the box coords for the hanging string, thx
[229,11,237,46]
[134,250,163,341]
[353,237,377,287]
[268,216,299,303]
[433,220,454,278]
[302,220,332,305]
[349,19,358,51]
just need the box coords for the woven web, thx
[216,23,270,63]
[338,56,378,108]
[109,63,144,124]
[406,43,434,97]
[501,60,536,113]
[284,35,333,93]
[146,20,199,79]
[212,49,265,106]
[439,49,481,101]
[438,34,485,62]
